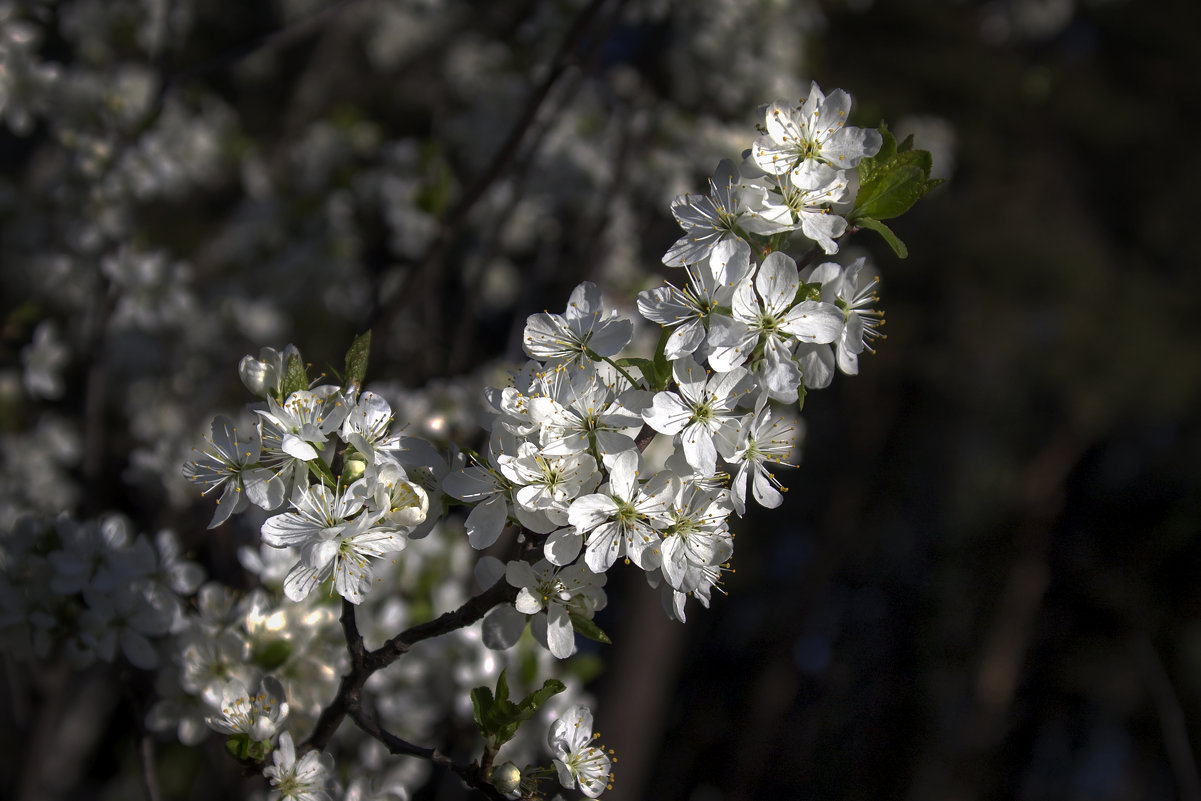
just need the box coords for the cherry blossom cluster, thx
[180,344,608,799]
[3,8,932,788]
[443,84,886,663]
[664,82,883,265]
[168,80,892,800]
[184,345,439,605]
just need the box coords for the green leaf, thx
[858,122,897,185]
[470,672,566,750]
[853,154,930,221]
[569,612,612,645]
[797,382,807,413]
[621,357,661,389]
[621,328,673,391]
[470,685,494,736]
[494,669,511,706]
[343,330,372,389]
[281,351,308,399]
[852,122,942,222]
[516,678,567,718]
[854,217,909,259]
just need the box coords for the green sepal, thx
[797,382,807,413]
[569,612,612,645]
[796,281,824,304]
[852,122,943,222]
[854,217,909,259]
[281,351,308,399]
[224,734,272,762]
[343,330,372,390]
[471,670,567,750]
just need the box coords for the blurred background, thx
[2,0,1199,799]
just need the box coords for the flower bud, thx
[342,456,367,483]
[239,345,300,399]
[489,762,522,795]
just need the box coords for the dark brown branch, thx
[304,672,352,752]
[366,579,518,669]
[634,423,657,453]
[347,706,511,801]
[340,596,366,662]
[305,580,518,751]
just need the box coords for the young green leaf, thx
[281,351,308,399]
[852,122,943,222]
[470,672,566,750]
[569,612,612,645]
[858,122,898,185]
[343,330,372,389]
[621,357,665,391]
[470,685,495,736]
[516,678,567,719]
[853,151,936,221]
[854,217,909,259]
[652,327,672,391]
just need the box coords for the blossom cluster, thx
[442,84,885,661]
[169,80,889,800]
[2,7,922,789]
[184,346,437,605]
[664,83,883,265]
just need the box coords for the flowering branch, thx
[306,580,520,752]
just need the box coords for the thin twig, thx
[139,732,164,801]
[368,0,619,333]
[166,1,361,88]
[305,579,518,752]
[367,579,518,669]
[347,706,511,801]
[1131,634,1201,801]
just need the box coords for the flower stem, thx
[588,349,642,389]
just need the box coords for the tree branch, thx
[368,0,621,333]
[347,705,511,801]
[304,579,518,752]
[366,579,518,670]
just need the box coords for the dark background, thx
[611,3,1201,801]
